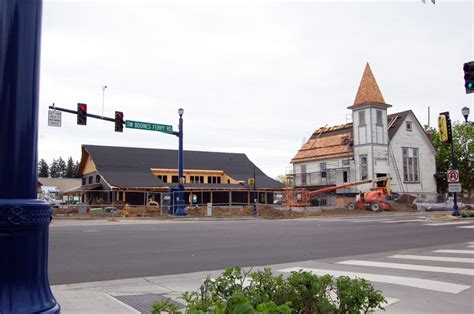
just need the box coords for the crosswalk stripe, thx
[382,219,425,224]
[389,254,474,263]
[337,260,474,276]
[468,245,474,248]
[434,249,474,255]
[458,225,474,229]
[278,267,470,294]
[424,222,471,226]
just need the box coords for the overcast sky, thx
[38,0,473,178]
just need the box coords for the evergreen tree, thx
[66,157,75,178]
[38,159,49,178]
[57,157,67,178]
[50,159,60,178]
[73,161,80,178]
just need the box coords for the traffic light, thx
[438,112,452,144]
[114,111,124,132]
[463,61,474,94]
[77,103,87,125]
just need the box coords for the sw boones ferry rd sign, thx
[126,120,173,134]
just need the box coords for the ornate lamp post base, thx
[0,200,59,313]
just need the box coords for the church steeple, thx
[352,63,387,107]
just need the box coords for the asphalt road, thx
[48,215,473,285]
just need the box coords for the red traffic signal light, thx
[115,111,124,132]
[77,103,87,125]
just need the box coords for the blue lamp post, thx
[0,0,60,313]
[175,108,187,216]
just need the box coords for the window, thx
[96,175,101,183]
[342,159,350,167]
[190,176,204,184]
[402,148,419,183]
[343,171,348,183]
[320,163,327,179]
[82,177,86,185]
[359,111,366,126]
[227,179,230,184]
[208,176,221,184]
[406,121,412,131]
[301,165,307,186]
[376,110,383,125]
[171,176,179,183]
[157,175,168,182]
[360,155,368,180]
[88,176,93,184]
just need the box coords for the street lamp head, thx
[461,106,470,122]
[178,108,184,117]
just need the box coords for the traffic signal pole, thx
[0,1,60,313]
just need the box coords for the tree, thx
[426,123,474,198]
[73,161,80,178]
[50,159,60,178]
[38,159,49,178]
[57,157,67,178]
[66,157,75,178]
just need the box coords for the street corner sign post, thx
[0,1,60,313]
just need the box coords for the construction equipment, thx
[283,176,391,212]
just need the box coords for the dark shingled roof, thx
[387,110,411,140]
[83,145,283,189]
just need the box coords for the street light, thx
[102,85,107,117]
[462,106,470,123]
[175,108,186,216]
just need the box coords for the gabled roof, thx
[291,110,434,164]
[349,63,390,108]
[80,145,283,189]
[291,124,353,163]
[37,178,81,192]
[387,110,411,139]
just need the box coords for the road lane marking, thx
[424,222,471,226]
[382,219,425,224]
[278,267,470,294]
[337,260,474,276]
[434,249,474,255]
[458,225,474,229]
[348,219,393,223]
[389,254,474,263]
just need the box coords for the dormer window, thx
[406,121,412,132]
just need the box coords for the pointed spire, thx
[353,63,386,107]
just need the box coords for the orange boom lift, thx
[283,176,391,212]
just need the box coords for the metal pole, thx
[450,142,460,216]
[101,85,107,117]
[0,1,60,313]
[253,166,257,216]
[175,109,186,215]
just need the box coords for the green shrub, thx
[152,266,386,314]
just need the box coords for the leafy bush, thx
[152,266,386,313]
[461,210,474,218]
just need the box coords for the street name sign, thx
[48,110,61,127]
[125,120,173,134]
[447,170,460,183]
[448,183,462,193]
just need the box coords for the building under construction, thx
[289,63,437,206]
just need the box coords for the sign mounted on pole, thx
[125,120,173,134]
[48,110,62,127]
[447,170,460,183]
[448,183,462,193]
